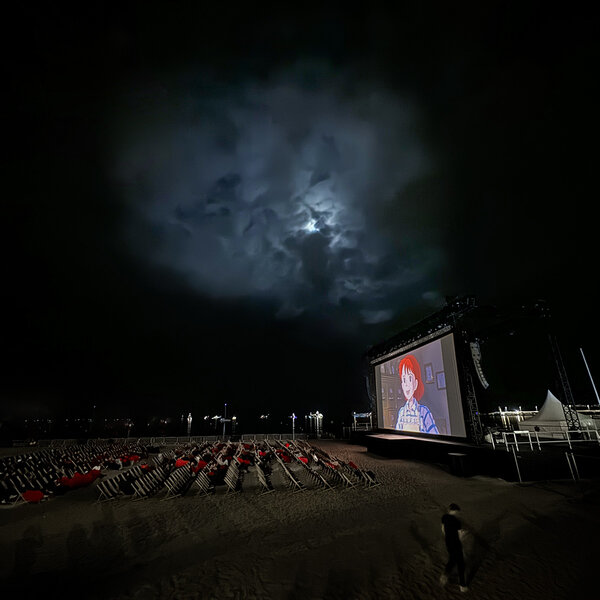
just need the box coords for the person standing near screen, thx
[395,354,439,434]
[440,503,468,592]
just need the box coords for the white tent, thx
[519,390,596,436]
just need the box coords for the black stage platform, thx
[362,432,600,481]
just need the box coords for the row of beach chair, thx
[90,439,379,502]
[1,440,149,506]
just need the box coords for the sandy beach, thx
[1,440,598,599]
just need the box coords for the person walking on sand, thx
[440,503,468,592]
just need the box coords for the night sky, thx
[4,5,599,429]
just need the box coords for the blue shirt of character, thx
[395,399,439,434]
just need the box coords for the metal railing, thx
[491,428,600,452]
[486,427,600,484]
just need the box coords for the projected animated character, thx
[395,354,439,434]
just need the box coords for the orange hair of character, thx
[398,354,424,401]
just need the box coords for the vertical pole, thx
[570,452,580,480]
[511,446,522,483]
[580,348,600,405]
[565,452,576,481]
[549,334,580,429]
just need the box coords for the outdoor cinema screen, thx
[374,333,467,437]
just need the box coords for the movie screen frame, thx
[373,332,467,438]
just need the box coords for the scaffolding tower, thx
[549,334,581,430]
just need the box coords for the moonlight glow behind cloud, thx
[112,68,443,328]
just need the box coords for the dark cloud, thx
[111,66,443,333]
[3,5,599,421]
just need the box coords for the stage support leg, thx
[511,446,522,483]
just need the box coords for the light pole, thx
[290,412,297,440]
[260,414,269,434]
[213,415,221,434]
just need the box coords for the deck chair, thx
[128,465,143,479]
[305,465,334,490]
[334,466,356,488]
[96,478,121,502]
[194,470,215,496]
[131,475,156,500]
[7,480,26,506]
[255,465,275,494]
[224,461,241,494]
[360,469,381,487]
[162,467,194,500]
[162,471,180,499]
[317,463,345,488]
[0,479,19,505]
[281,464,305,493]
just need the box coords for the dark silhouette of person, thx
[440,503,468,592]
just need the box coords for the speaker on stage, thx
[470,341,490,389]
